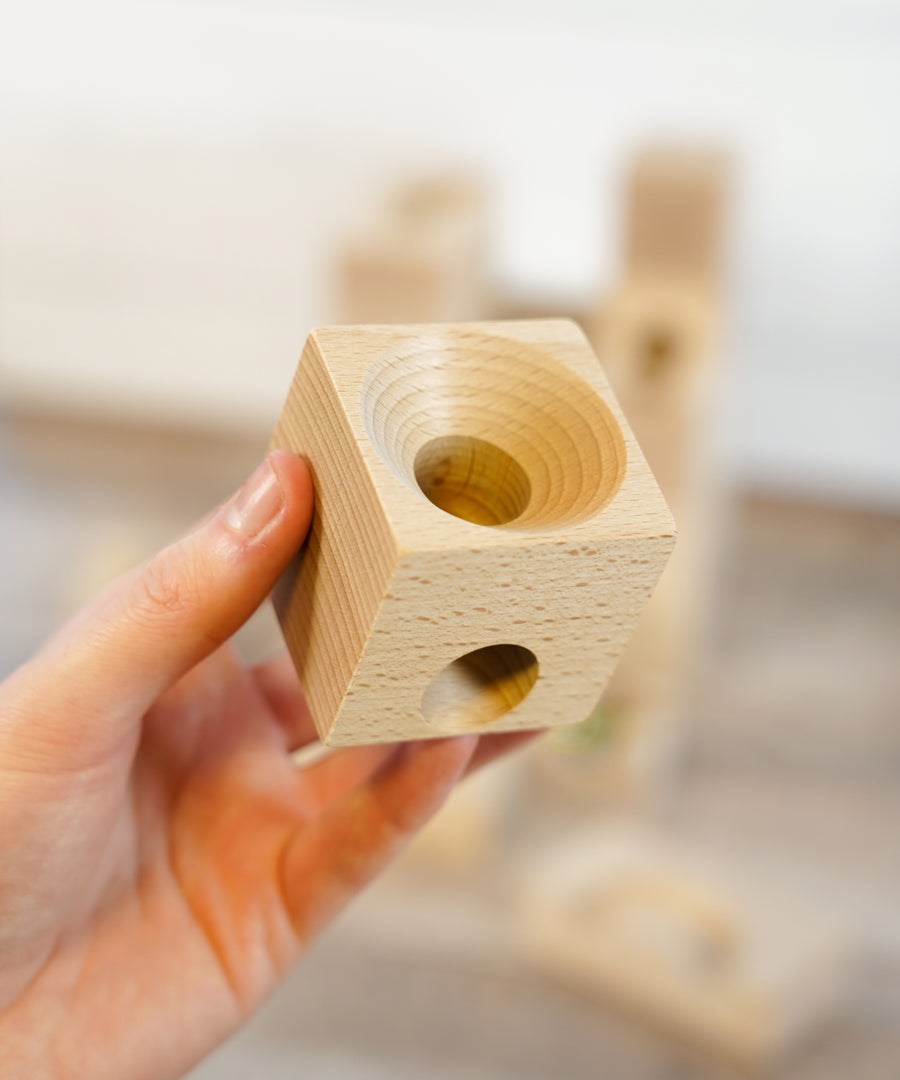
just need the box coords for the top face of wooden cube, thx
[316,320,672,550]
[271,320,675,745]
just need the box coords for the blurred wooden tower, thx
[541,145,732,800]
[597,144,731,789]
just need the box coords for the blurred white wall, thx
[1,0,898,505]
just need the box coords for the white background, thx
[1,0,898,506]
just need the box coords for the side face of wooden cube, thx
[271,319,675,746]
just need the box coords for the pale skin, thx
[0,450,533,1079]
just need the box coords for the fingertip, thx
[423,732,479,765]
[383,733,478,812]
[279,733,478,942]
[464,729,541,777]
[404,732,478,771]
[268,450,314,538]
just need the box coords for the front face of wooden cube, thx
[271,320,675,746]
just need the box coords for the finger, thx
[294,743,401,818]
[464,729,543,777]
[281,735,477,941]
[252,653,317,752]
[3,451,313,767]
[143,645,289,776]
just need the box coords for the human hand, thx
[0,450,532,1079]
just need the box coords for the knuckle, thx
[132,548,204,627]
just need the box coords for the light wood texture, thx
[624,145,731,289]
[337,174,488,324]
[270,319,675,746]
[519,824,847,1065]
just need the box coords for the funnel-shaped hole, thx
[361,330,627,531]
[421,644,538,729]
[414,435,531,526]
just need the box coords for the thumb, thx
[2,450,313,765]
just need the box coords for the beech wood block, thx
[270,319,675,746]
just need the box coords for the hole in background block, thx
[361,329,626,530]
[640,325,678,378]
[414,435,531,526]
[421,643,539,729]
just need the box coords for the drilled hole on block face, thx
[414,435,531,526]
[421,644,538,729]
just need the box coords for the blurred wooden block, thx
[270,319,675,746]
[487,291,593,328]
[594,277,720,507]
[625,145,731,289]
[526,697,679,813]
[518,825,847,1065]
[338,175,488,324]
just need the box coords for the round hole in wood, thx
[421,643,538,729]
[414,435,531,526]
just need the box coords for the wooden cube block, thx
[338,174,488,324]
[270,319,675,746]
[625,146,731,289]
